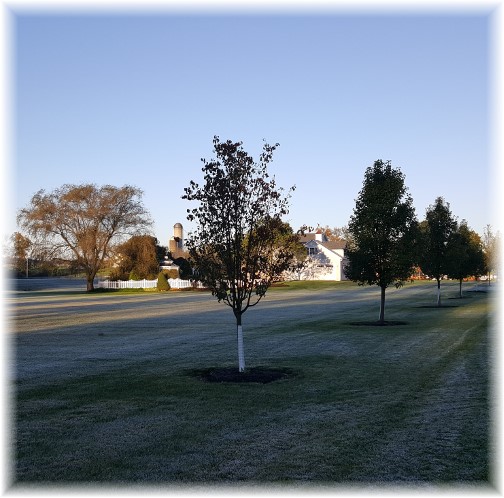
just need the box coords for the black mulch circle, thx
[192,367,296,384]
[348,321,409,326]
[417,305,459,308]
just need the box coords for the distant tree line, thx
[10,169,498,300]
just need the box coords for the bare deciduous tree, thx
[482,224,500,285]
[18,184,152,291]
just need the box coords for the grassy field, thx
[8,280,495,489]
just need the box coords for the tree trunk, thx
[379,285,386,324]
[459,278,463,298]
[236,313,245,373]
[86,275,95,292]
[437,278,441,307]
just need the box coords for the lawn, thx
[8,280,495,489]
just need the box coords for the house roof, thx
[299,233,346,250]
[298,234,317,243]
[321,240,346,250]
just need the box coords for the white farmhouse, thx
[297,230,348,281]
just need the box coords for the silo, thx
[174,223,183,241]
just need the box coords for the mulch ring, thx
[416,305,459,309]
[348,321,408,326]
[192,366,296,384]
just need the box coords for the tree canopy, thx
[345,159,418,323]
[11,232,32,277]
[445,221,485,297]
[17,184,152,291]
[418,197,457,306]
[183,136,297,372]
[110,235,161,281]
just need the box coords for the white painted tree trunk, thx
[379,286,386,323]
[237,325,245,372]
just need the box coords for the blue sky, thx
[12,8,494,246]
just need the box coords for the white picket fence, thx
[97,278,205,290]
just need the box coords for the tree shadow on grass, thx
[16,290,89,297]
[190,366,297,384]
[348,321,409,326]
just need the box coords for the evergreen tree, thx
[156,271,171,291]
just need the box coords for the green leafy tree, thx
[418,197,457,306]
[156,244,168,262]
[17,184,152,291]
[173,256,193,280]
[245,218,306,282]
[345,160,418,324]
[445,221,485,297]
[183,136,296,372]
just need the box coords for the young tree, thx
[17,184,152,291]
[183,136,296,372]
[418,197,457,306]
[445,221,485,297]
[345,160,418,324]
